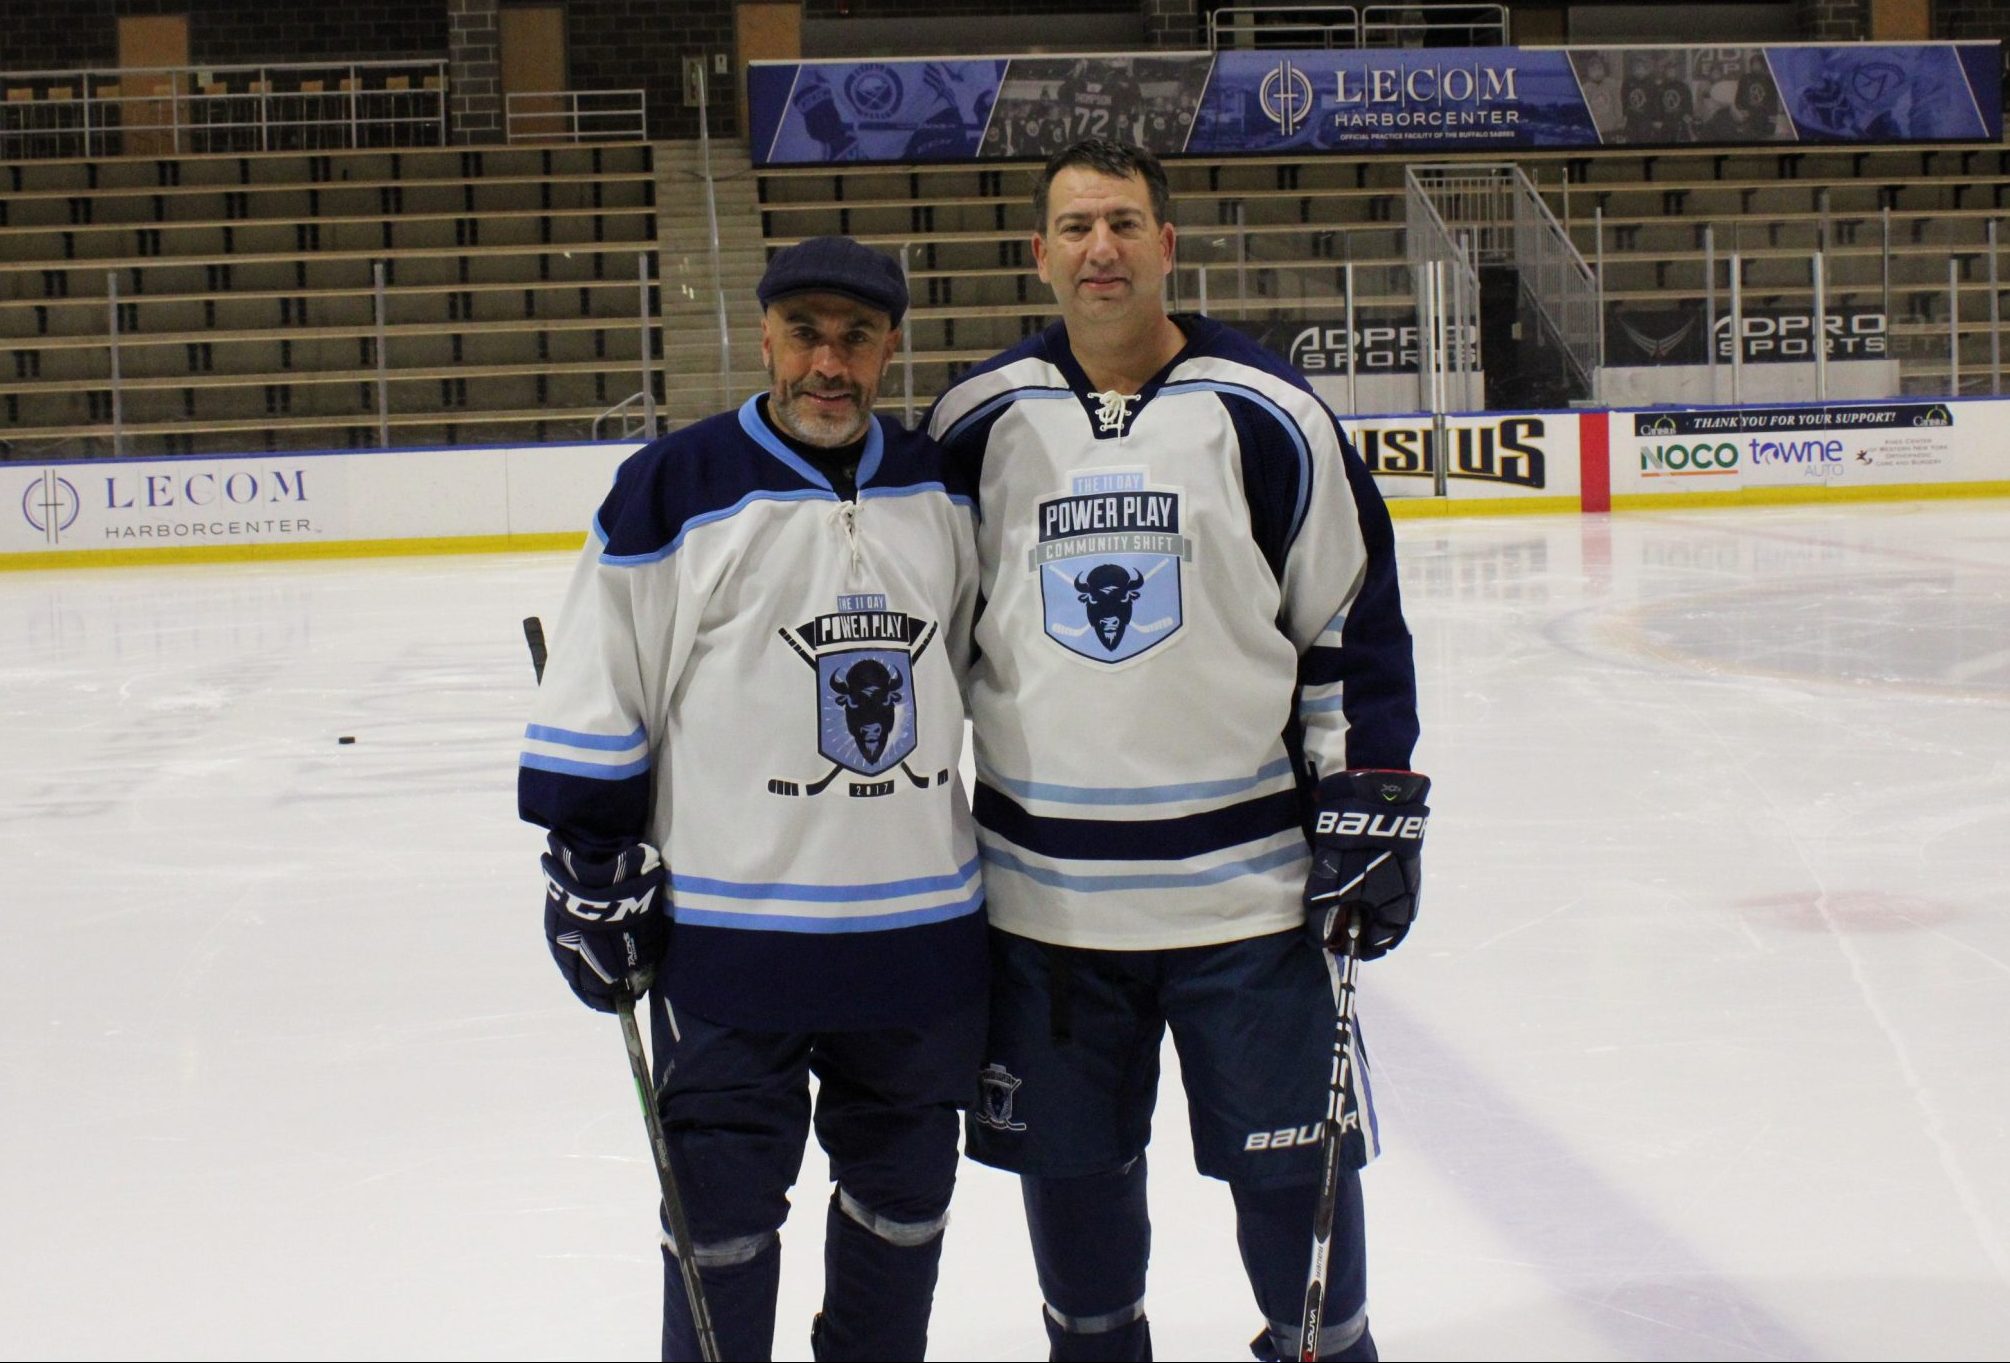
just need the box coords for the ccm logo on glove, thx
[1313,810,1427,839]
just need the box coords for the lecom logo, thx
[22,470,80,545]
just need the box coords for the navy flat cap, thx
[756,235,908,327]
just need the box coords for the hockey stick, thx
[618,991,721,1363]
[1297,864,1380,1362]
[523,614,720,1363]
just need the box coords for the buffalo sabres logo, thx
[768,594,948,798]
[1031,468,1191,665]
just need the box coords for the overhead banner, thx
[748,42,2001,165]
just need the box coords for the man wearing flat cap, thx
[520,235,985,1361]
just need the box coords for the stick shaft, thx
[1297,916,1364,1362]
[618,995,720,1363]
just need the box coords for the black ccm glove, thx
[1305,770,1431,961]
[541,834,669,1012]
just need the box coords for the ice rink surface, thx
[4,501,2008,1361]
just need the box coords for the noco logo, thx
[22,470,81,544]
[1640,441,1739,476]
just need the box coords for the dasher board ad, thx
[1614,400,1996,497]
[1342,412,1581,503]
[747,42,2001,165]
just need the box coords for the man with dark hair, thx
[929,138,1429,1361]
[522,235,985,1361]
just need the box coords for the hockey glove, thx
[541,834,669,1013]
[1305,770,1431,962]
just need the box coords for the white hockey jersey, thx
[519,398,985,1031]
[927,315,1418,951]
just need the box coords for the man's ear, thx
[1032,230,1052,284]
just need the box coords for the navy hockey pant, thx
[648,993,983,1362]
[968,928,1377,1361]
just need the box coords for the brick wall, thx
[568,0,735,140]
[0,0,446,71]
[1938,0,2010,39]
[802,0,1136,14]
[447,0,500,143]
[1797,0,1869,40]
[1142,0,1198,47]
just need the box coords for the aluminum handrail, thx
[1207,5,1361,50]
[505,89,648,144]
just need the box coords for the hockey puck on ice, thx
[337,736,356,745]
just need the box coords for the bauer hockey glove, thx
[541,834,670,1013]
[1305,770,1431,961]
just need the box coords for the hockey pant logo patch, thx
[1243,1116,1353,1151]
[974,1062,1028,1132]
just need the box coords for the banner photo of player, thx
[749,59,1004,164]
[1570,47,1792,145]
[747,43,2002,165]
[977,55,1212,159]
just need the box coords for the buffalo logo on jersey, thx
[768,594,949,799]
[1031,468,1191,665]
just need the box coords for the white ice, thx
[4,502,2009,1360]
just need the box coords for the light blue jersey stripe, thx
[524,722,647,751]
[674,887,985,934]
[977,757,1295,807]
[979,840,1308,893]
[519,751,652,781]
[599,487,835,566]
[1298,694,1346,714]
[673,857,981,904]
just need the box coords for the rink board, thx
[4,399,2010,568]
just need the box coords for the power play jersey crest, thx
[771,594,949,796]
[1032,468,1191,664]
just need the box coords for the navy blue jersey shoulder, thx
[595,407,831,560]
[863,414,976,502]
[1178,312,1325,398]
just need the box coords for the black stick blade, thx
[522,616,548,684]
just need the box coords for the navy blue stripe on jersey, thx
[595,486,834,566]
[665,907,988,1031]
[518,765,652,855]
[976,756,1295,807]
[980,839,1310,894]
[937,386,1074,450]
[973,783,1302,862]
[1298,644,1348,689]
[1332,450,1419,770]
[1159,379,1314,562]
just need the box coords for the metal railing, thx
[1207,3,1508,50]
[1403,167,1485,421]
[505,88,648,144]
[0,59,448,159]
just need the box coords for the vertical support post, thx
[107,270,125,457]
[1881,205,1892,326]
[1344,260,1358,417]
[1197,263,1209,316]
[638,252,657,437]
[1813,251,1828,401]
[696,67,731,411]
[348,64,359,149]
[1704,224,1718,403]
[1234,201,1247,318]
[258,68,270,152]
[372,261,391,447]
[1431,261,1449,499]
[1415,260,1433,414]
[1729,252,1744,406]
[1949,256,1961,396]
[1593,206,1606,374]
[1990,219,2002,396]
[900,243,915,429]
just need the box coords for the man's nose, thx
[810,343,847,375]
